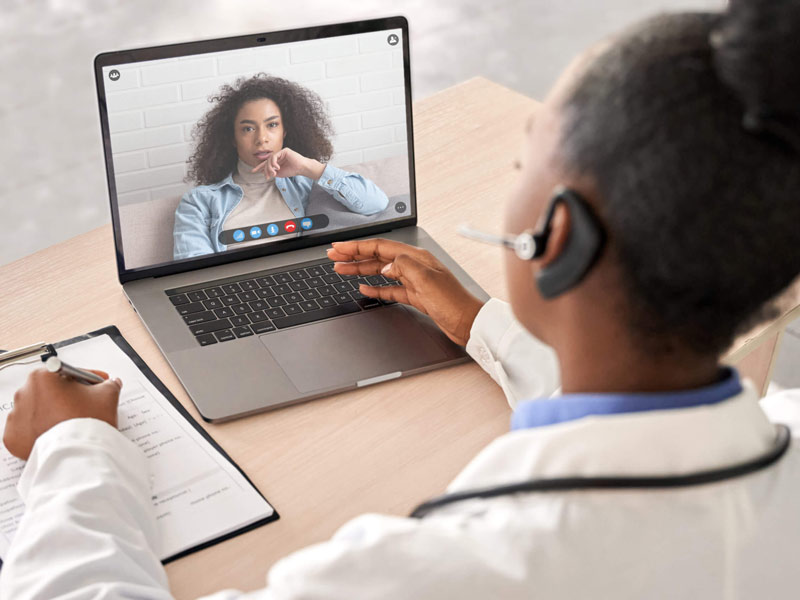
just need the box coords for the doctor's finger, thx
[329,239,428,263]
[359,284,409,305]
[332,259,388,276]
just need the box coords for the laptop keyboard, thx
[165,259,401,346]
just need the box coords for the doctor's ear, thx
[534,187,606,299]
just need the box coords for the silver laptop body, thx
[95,17,488,422]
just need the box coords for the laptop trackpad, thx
[259,305,450,394]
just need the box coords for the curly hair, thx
[187,74,334,185]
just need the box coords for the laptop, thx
[94,16,488,422]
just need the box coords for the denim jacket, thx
[173,164,388,260]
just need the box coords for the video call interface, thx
[101,28,411,271]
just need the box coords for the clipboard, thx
[0,325,279,566]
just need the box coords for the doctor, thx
[4,0,800,598]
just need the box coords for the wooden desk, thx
[0,77,797,598]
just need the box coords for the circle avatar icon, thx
[300,217,313,230]
[267,223,279,236]
[250,226,262,239]
[233,229,245,242]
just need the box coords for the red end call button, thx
[284,220,296,233]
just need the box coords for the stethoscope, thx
[410,424,791,519]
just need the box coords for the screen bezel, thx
[94,16,416,284]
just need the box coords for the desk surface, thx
[1,77,799,599]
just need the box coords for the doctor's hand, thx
[251,148,326,180]
[328,239,485,346]
[3,368,122,460]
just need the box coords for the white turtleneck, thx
[224,159,295,247]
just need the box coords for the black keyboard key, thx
[300,300,320,311]
[233,326,254,338]
[205,287,224,298]
[252,322,276,334]
[307,277,324,288]
[333,293,351,304]
[333,282,351,293]
[256,287,276,299]
[214,307,234,318]
[340,273,358,280]
[267,296,287,308]
[190,318,232,336]
[286,292,303,304]
[222,283,242,294]
[176,302,206,316]
[272,284,291,295]
[248,310,269,323]
[284,304,303,315]
[318,285,336,296]
[240,280,258,291]
[230,315,250,327]
[196,333,218,346]
[249,299,268,311]
[256,275,276,287]
[289,280,309,291]
[348,279,364,291]
[232,303,253,315]
[322,273,341,284]
[222,295,239,306]
[356,297,381,309]
[272,301,360,329]
[367,275,387,286]
[214,330,236,342]
[170,294,189,306]
[307,266,325,277]
[187,290,207,302]
[203,298,223,310]
[318,296,336,308]
[388,280,403,286]
[301,289,321,300]
[350,289,367,301]
[183,310,217,325]
[267,307,286,319]
[290,269,310,280]
[237,291,258,302]
[321,263,336,273]
[274,273,292,284]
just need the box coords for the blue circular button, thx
[301,217,313,230]
[250,226,262,239]
[233,229,245,242]
[266,223,279,236]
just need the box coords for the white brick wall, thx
[103,29,408,205]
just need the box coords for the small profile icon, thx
[108,69,121,82]
[387,33,399,46]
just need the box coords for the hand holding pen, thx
[3,363,123,461]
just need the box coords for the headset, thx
[530,186,606,299]
[459,186,606,299]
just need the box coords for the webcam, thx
[256,37,266,43]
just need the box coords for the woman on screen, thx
[173,74,389,260]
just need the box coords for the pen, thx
[44,356,106,385]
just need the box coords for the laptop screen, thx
[96,20,413,275]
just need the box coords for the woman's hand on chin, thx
[252,148,326,180]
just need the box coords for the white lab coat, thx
[2,298,800,599]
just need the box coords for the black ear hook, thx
[535,187,606,299]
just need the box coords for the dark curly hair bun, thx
[712,0,800,153]
[560,2,800,357]
[187,73,334,185]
